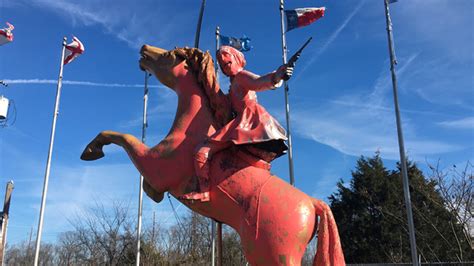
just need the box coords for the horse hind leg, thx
[311,198,345,266]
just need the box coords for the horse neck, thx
[148,71,216,194]
[170,73,216,141]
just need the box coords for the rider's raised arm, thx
[235,69,283,92]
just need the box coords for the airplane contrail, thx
[3,79,163,88]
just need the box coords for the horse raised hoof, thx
[80,143,105,161]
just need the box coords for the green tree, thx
[329,153,472,263]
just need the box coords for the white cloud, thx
[118,86,177,129]
[437,117,474,130]
[398,56,473,109]
[3,134,188,243]
[386,1,473,110]
[291,53,463,160]
[396,0,473,62]
[11,160,186,240]
[4,79,164,88]
[28,0,194,48]
[297,0,367,79]
[292,102,461,160]
[369,53,419,104]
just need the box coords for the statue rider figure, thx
[183,46,294,202]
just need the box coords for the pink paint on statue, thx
[213,46,287,146]
[189,46,289,202]
[81,45,345,265]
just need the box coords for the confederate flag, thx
[285,7,325,32]
[64,36,85,65]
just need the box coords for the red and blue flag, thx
[285,7,325,32]
[219,35,251,52]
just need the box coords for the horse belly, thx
[211,154,315,265]
[243,176,315,265]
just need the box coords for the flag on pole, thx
[285,7,325,32]
[0,22,14,46]
[64,36,85,65]
[219,35,251,52]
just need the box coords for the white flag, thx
[0,22,14,46]
[64,36,85,65]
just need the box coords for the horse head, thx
[139,45,186,90]
[140,45,232,126]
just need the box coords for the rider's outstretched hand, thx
[275,64,294,82]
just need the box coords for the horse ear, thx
[143,179,165,203]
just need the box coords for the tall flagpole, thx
[34,37,67,266]
[211,25,223,266]
[136,72,149,266]
[383,0,419,265]
[194,0,206,48]
[210,27,219,266]
[278,0,295,186]
[193,2,224,265]
[0,181,14,265]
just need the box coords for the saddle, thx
[180,144,280,202]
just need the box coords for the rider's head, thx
[217,46,246,77]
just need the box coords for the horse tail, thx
[311,198,346,266]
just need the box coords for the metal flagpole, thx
[194,1,222,264]
[216,222,222,265]
[383,1,419,265]
[211,25,223,266]
[0,181,14,265]
[210,27,219,266]
[136,72,150,266]
[193,2,223,265]
[194,0,206,48]
[34,37,67,266]
[278,0,295,186]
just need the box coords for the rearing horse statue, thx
[81,45,345,265]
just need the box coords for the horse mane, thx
[173,47,232,128]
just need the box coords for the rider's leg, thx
[180,141,231,201]
[194,140,231,180]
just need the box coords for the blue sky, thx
[0,0,472,245]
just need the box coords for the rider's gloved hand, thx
[275,64,294,82]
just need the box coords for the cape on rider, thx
[185,45,293,202]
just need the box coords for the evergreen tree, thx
[329,153,472,263]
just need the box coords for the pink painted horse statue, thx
[81,45,345,265]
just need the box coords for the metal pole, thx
[216,222,222,266]
[210,26,220,266]
[215,26,220,78]
[210,25,224,266]
[383,1,419,265]
[278,0,295,186]
[194,0,206,49]
[136,72,149,266]
[34,37,67,266]
[0,181,14,266]
[211,219,216,266]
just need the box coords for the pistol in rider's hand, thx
[283,37,312,81]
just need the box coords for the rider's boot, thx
[180,148,211,201]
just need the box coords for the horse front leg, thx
[81,130,146,161]
[81,131,164,202]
